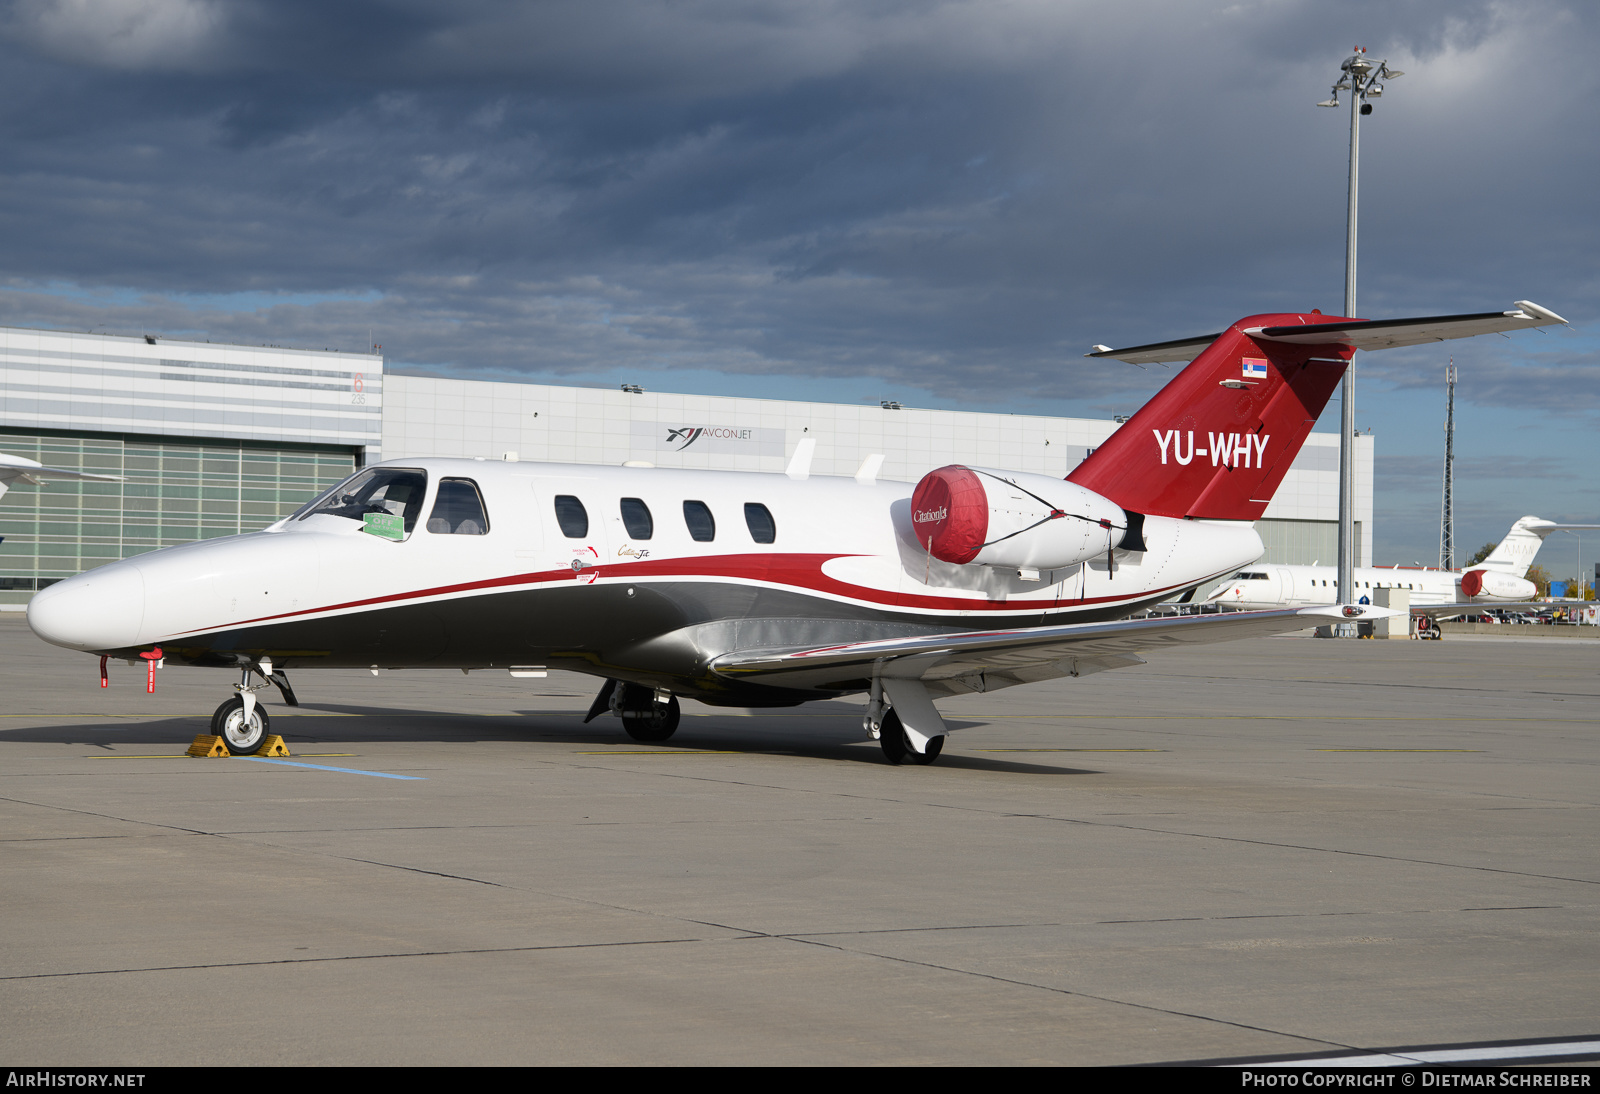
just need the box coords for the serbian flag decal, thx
[1242,358,1268,380]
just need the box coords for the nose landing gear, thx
[211,659,281,755]
[212,694,271,755]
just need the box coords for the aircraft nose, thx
[27,564,147,652]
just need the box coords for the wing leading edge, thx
[711,604,1394,697]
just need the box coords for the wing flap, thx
[710,605,1394,691]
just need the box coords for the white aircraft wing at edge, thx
[0,452,124,490]
[713,604,1392,693]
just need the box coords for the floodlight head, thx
[1367,83,1383,98]
[1343,56,1375,74]
[1316,98,1339,108]
[1334,78,1352,91]
[1382,66,1404,78]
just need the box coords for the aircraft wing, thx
[1412,602,1553,620]
[0,454,124,488]
[1086,301,1566,365]
[710,604,1391,697]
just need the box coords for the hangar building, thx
[0,325,1374,607]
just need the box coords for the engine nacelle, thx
[1460,569,1536,600]
[910,465,1127,570]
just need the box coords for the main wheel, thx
[620,686,680,743]
[212,696,271,755]
[878,709,944,766]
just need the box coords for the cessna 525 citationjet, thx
[27,302,1566,764]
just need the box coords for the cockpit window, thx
[427,478,489,535]
[554,495,589,538]
[298,468,428,538]
[1233,571,1268,580]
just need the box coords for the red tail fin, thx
[1068,314,1352,520]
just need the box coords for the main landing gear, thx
[583,679,680,743]
[874,708,943,766]
[211,658,297,755]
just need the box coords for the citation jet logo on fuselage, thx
[913,507,948,523]
[1153,430,1271,468]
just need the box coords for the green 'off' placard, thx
[362,512,404,540]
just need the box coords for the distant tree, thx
[1466,542,1498,566]
[1525,564,1552,596]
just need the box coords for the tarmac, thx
[1,613,1596,1066]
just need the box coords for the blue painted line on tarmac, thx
[243,758,425,780]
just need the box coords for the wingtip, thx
[1511,300,1568,325]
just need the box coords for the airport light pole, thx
[1318,48,1403,631]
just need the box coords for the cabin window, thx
[554,495,589,538]
[744,503,776,544]
[620,498,653,540]
[426,478,489,535]
[683,500,716,542]
[299,467,428,539]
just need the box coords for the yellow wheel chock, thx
[186,734,291,757]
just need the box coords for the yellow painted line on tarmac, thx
[1313,748,1483,753]
[975,748,1166,753]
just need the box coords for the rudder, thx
[1068,314,1353,520]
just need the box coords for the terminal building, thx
[0,324,1374,607]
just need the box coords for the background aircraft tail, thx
[1068,314,1352,520]
[1473,517,1600,577]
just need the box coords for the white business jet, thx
[26,302,1566,763]
[1207,515,1600,610]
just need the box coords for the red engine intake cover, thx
[1460,569,1484,597]
[911,465,989,564]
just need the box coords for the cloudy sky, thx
[1,0,1595,569]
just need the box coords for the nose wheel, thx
[212,696,271,755]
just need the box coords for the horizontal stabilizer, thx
[1246,301,1567,351]
[1085,332,1224,366]
[1087,301,1566,365]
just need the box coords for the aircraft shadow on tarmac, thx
[13,707,1101,775]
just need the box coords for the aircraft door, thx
[544,486,607,582]
[507,478,546,565]
[1277,567,1298,603]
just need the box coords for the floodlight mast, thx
[1317,48,1402,632]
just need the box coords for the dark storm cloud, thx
[0,0,1595,423]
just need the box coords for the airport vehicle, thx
[26,303,1566,763]
[1205,516,1600,610]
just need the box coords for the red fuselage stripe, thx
[178,552,1192,636]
